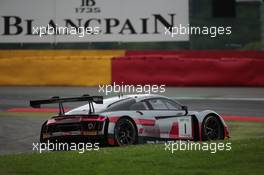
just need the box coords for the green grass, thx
[0,138,263,175]
[0,115,263,175]
[228,121,264,140]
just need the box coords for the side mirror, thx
[181,105,188,115]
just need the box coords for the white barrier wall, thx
[0,0,189,43]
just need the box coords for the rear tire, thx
[114,118,138,146]
[40,121,47,143]
[202,115,224,141]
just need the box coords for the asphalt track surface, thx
[0,86,264,155]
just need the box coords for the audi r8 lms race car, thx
[30,94,229,146]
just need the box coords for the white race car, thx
[30,94,230,146]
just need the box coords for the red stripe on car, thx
[107,137,116,145]
[169,122,179,139]
[109,116,120,123]
[139,128,144,134]
[136,119,156,126]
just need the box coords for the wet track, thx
[0,87,264,154]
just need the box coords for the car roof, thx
[120,94,167,101]
[66,94,168,114]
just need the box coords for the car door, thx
[145,98,193,140]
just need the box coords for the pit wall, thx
[0,50,264,86]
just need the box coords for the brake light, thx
[80,116,106,122]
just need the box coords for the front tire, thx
[202,115,224,141]
[114,118,138,146]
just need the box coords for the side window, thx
[161,99,181,110]
[129,102,148,110]
[105,98,136,112]
[148,98,168,110]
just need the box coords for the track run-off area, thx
[0,86,264,154]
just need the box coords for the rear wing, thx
[30,95,103,115]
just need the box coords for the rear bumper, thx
[42,116,109,143]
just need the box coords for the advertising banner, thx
[0,0,189,43]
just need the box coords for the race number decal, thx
[178,116,192,138]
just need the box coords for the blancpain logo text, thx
[2,14,175,36]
